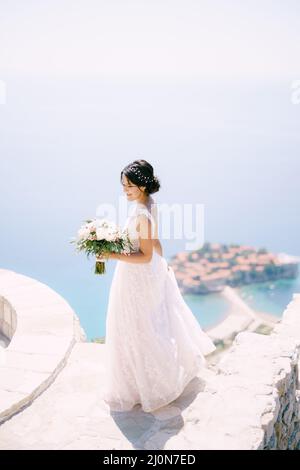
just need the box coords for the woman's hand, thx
[96,252,118,262]
[96,253,110,262]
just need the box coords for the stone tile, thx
[1,350,63,373]
[16,312,74,337]
[8,334,73,355]
[0,367,50,394]
[0,389,27,415]
[0,283,299,450]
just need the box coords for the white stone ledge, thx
[205,292,300,449]
[0,268,86,424]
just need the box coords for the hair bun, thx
[120,159,160,195]
[148,175,160,194]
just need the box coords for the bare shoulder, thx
[136,212,152,230]
[136,213,154,243]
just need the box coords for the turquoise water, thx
[53,256,233,340]
[181,272,300,337]
[183,292,232,331]
[21,260,299,341]
[235,273,300,317]
[1,77,300,341]
[4,239,300,341]
[173,272,300,332]
[32,253,233,341]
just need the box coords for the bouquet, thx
[70,218,133,274]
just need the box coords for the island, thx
[168,242,300,295]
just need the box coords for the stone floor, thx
[0,342,219,450]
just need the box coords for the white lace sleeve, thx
[135,208,156,238]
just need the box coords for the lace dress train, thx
[103,202,216,413]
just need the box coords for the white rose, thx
[78,227,90,240]
[106,230,119,241]
[100,218,110,227]
[94,219,102,227]
[96,226,110,240]
[88,220,98,230]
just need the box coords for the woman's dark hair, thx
[120,159,160,195]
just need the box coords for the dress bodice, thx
[123,202,157,253]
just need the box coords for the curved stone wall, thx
[0,295,17,346]
[0,268,86,424]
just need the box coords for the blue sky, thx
[1,0,300,80]
[1,1,299,262]
[1,1,300,339]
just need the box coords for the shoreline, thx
[206,285,279,344]
[202,309,231,334]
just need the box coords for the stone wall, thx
[211,293,300,449]
[0,295,17,344]
[1,267,299,449]
[263,294,300,449]
[0,268,86,425]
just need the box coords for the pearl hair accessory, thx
[130,165,154,184]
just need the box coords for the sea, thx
[0,76,299,341]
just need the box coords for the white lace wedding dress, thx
[103,200,216,413]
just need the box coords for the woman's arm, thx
[98,214,153,264]
[123,214,153,263]
[113,249,151,263]
[153,238,163,256]
[151,206,163,256]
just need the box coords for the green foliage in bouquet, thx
[70,218,133,275]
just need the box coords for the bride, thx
[97,159,216,413]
